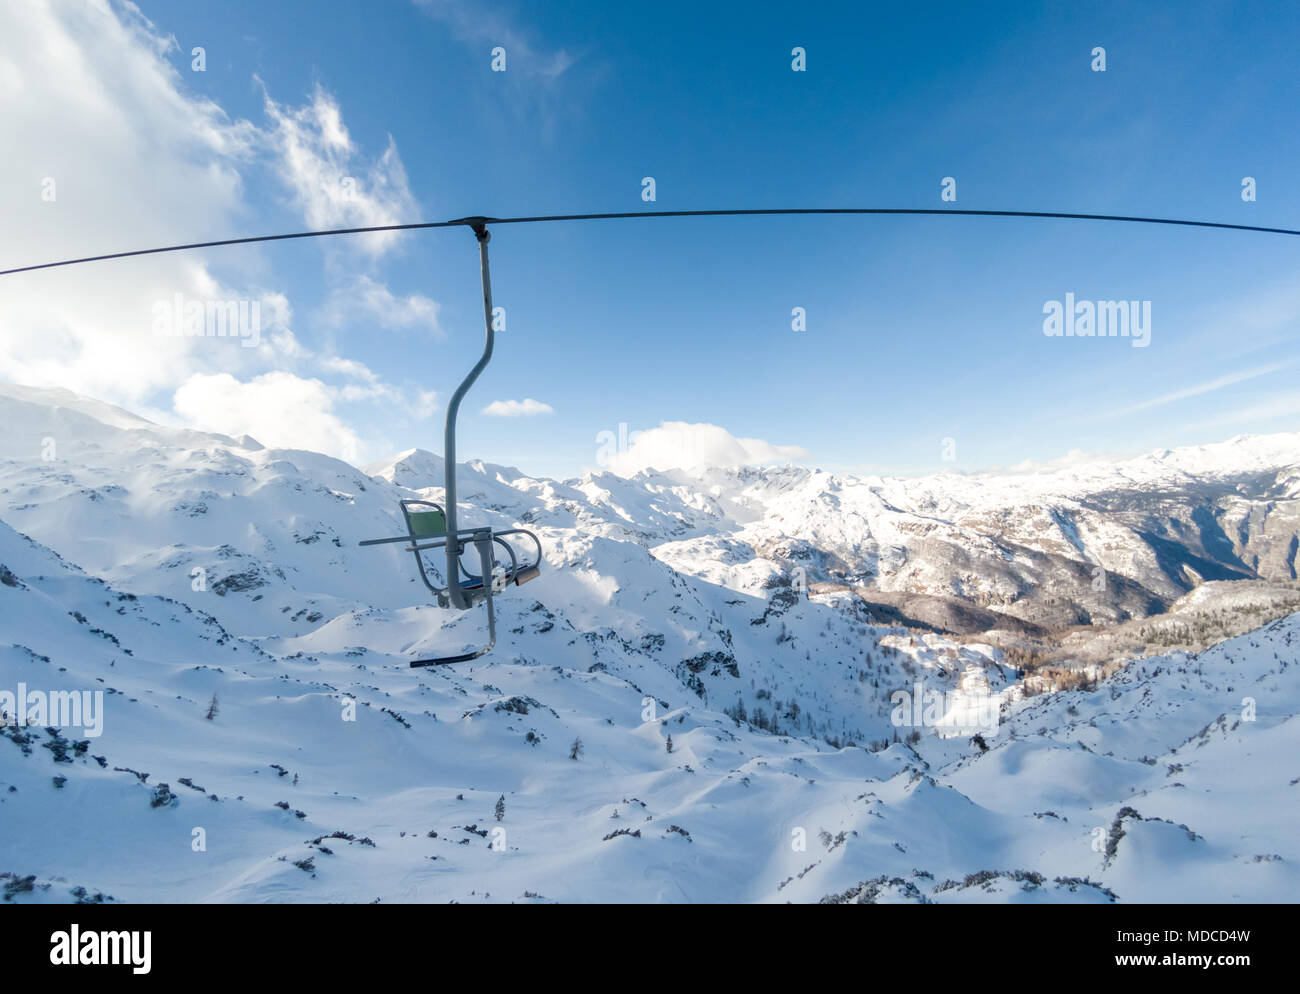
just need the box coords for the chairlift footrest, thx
[410,648,489,667]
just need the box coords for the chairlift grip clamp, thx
[450,216,494,242]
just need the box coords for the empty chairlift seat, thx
[359,498,544,666]
[357,220,542,667]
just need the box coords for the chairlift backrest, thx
[405,507,447,537]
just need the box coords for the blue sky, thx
[4,0,1299,478]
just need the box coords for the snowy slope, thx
[1,383,1297,903]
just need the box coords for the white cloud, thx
[1108,360,1293,417]
[323,275,441,336]
[483,398,554,417]
[0,1,435,462]
[261,83,417,254]
[1183,392,1300,433]
[284,346,437,422]
[0,0,260,405]
[230,310,439,428]
[409,390,439,420]
[1003,448,1110,474]
[173,371,366,462]
[322,355,381,383]
[601,421,808,476]
[417,0,576,81]
[415,0,580,142]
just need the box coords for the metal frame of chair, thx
[359,222,542,666]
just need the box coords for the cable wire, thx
[3,207,1298,277]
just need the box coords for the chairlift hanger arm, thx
[441,224,494,610]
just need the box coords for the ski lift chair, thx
[359,498,542,666]
[359,221,543,667]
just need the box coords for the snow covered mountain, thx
[1,382,1297,903]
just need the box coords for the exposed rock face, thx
[678,449,1300,638]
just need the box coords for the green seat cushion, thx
[407,509,447,537]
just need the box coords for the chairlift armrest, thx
[358,525,493,548]
[492,527,543,565]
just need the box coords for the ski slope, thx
[1,383,1297,903]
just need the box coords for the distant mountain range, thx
[1,381,1297,902]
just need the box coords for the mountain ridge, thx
[1,382,1297,902]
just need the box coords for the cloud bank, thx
[600,421,809,476]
